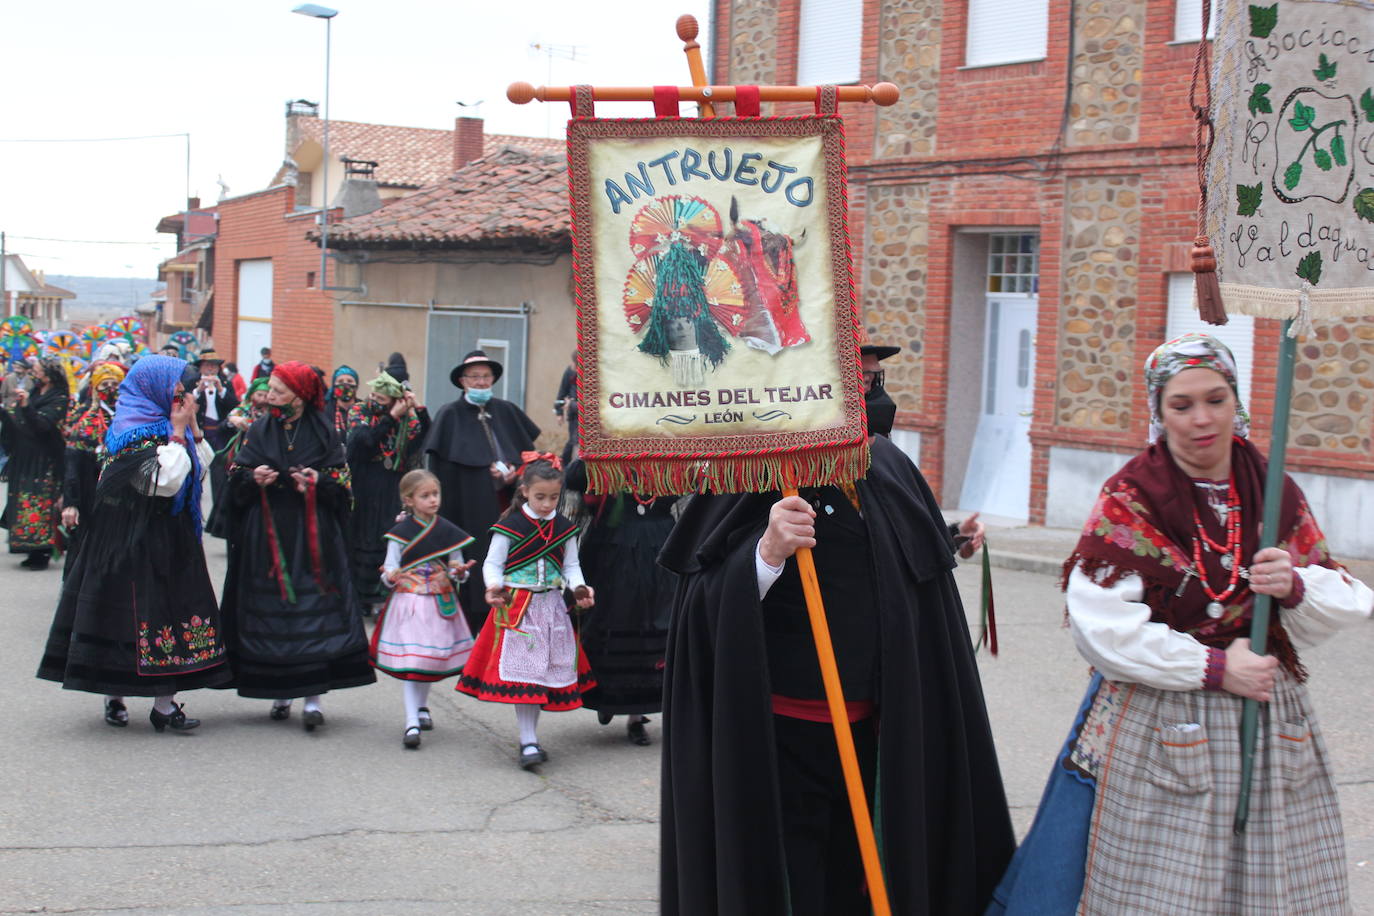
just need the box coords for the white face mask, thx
[465,387,494,406]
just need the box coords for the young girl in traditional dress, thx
[457,454,596,769]
[371,469,476,749]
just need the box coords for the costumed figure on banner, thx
[347,365,430,613]
[456,455,596,770]
[424,350,540,634]
[370,469,476,749]
[325,365,359,440]
[192,349,237,524]
[36,355,229,732]
[220,361,375,729]
[205,377,271,538]
[0,357,70,569]
[563,458,675,746]
[659,396,1011,916]
[987,334,1373,916]
[60,362,125,574]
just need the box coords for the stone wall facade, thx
[863,183,931,410]
[1289,318,1374,454]
[1068,0,1145,146]
[875,0,942,159]
[1056,175,1141,432]
[725,0,780,114]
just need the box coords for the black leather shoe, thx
[417,707,433,731]
[104,699,129,727]
[596,709,613,726]
[20,553,49,570]
[518,743,548,769]
[149,703,199,733]
[269,702,291,721]
[403,726,422,749]
[627,717,651,746]
[303,708,325,731]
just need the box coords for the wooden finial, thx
[507,81,536,105]
[871,82,900,107]
[676,14,699,43]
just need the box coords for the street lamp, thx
[293,3,337,289]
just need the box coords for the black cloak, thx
[657,435,1015,915]
[219,408,374,698]
[423,394,539,632]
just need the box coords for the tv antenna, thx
[529,41,586,136]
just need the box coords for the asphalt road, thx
[2,493,1371,913]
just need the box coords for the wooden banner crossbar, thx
[507,81,901,107]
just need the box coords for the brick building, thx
[156,105,561,377]
[709,0,1374,557]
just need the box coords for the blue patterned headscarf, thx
[106,355,202,533]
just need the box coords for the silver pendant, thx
[636,504,646,516]
[1207,601,1225,619]
[1219,554,1233,571]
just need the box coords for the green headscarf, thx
[368,370,405,399]
[240,375,270,409]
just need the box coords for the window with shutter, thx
[1165,272,1254,406]
[964,0,1048,68]
[1173,0,1218,43]
[797,0,863,85]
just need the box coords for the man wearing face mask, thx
[658,339,1007,916]
[424,350,540,633]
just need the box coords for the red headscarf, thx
[271,361,325,411]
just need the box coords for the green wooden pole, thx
[1234,319,1296,834]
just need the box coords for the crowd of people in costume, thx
[6,329,1373,914]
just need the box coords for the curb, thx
[985,550,1064,577]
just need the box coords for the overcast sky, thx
[0,0,713,279]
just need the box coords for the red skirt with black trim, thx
[455,589,595,711]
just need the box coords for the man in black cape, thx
[657,373,1015,915]
[424,350,539,633]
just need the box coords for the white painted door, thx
[960,295,1036,519]
[236,259,273,372]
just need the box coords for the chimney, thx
[454,117,485,171]
[187,197,201,211]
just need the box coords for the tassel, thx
[303,480,332,593]
[1192,236,1228,326]
[260,489,297,604]
[979,540,998,656]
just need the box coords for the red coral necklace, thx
[1191,475,1243,619]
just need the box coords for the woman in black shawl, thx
[38,355,229,731]
[220,361,374,729]
[1,357,70,569]
[346,368,429,612]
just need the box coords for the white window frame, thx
[1165,272,1253,407]
[1173,0,1218,44]
[796,0,863,86]
[964,0,1049,69]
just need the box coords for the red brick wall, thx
[710,0,1371,523]
[210,185,336,371]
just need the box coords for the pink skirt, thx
[369,592,473,682]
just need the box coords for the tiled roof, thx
[323,146,569,250]
[280,117,563,189]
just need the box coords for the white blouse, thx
[146,439,215,498]
[1067,563,1373,691]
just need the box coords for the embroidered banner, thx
[567,117,867,495]
[1206,0,1374,320]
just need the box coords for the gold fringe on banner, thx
[584,441,871,498]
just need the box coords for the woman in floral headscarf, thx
[0,357,70,569]
[220,361,374,729]
[59,361,126,573]
[37,355,228,731]
[346,368,430,612]
[988,333,1373,915]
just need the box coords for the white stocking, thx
[402,681,431,728]
[515,704,541,747]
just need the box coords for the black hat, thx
[859,343,901,361]
[385,351,410,384]
[450,350,503,388]
[194,348,225,368]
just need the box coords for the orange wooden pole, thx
[676,15,715,117]
[507,81,901,107]
[783,487,892,916]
